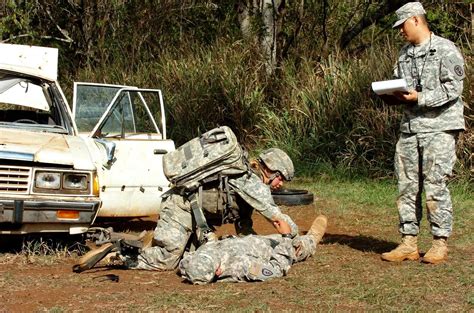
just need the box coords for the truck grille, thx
[0,165,31,194]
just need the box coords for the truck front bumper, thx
[0,199,100,234]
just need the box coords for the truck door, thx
[73,83,175,217]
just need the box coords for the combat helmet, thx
[258,148,294,181]
[180,252,219,284]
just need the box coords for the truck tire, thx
[271,189,314,206]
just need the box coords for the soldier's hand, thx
[393,90,418,102]
[273,219,291,234]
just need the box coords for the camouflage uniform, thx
[129,171,298,271]
[393,33,465,238]
[178,233,317,284]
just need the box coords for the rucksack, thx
[163,126,250,244]
[163,126,249,192]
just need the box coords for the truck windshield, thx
[0,74,67,134]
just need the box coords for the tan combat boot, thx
[422,237,448,264]
[307,215,328,244]
[73,242,117,273]
[381,235,420,262]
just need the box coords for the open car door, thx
[73,83,175,217]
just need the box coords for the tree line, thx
[1,1,472,178]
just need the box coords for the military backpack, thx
[163,126,250,243]
[163,126,249,191]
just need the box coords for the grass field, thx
[1,177,472,311]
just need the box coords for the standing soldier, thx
[380,2,465,264]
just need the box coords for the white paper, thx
[371,79,408,95]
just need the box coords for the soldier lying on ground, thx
[179,215,327,284]
[74,147,300,272]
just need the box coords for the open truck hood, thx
[0,128,95,170]
[0,43,58,81]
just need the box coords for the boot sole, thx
[73,243,117,273]
[421,257,447,264]
[381,252,420,262]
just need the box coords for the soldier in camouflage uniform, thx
[127,148,300,271]
[380,2,465,264]
[179,215,327,284]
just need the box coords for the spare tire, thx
[271,189,314,206]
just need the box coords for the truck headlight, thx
[63,173,88,190]
[33,169,94,195]
[35,172,61,189]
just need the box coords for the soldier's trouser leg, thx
[130,194,193,270]
[234,205,256,236]
[395,133,423,235]
[421,132,456,238]
[395,132,456,237]
[292,235,317,262]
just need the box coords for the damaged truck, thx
[0,43,175,235]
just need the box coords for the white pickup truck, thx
[0,43,175,235]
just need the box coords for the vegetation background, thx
[0,0,472,180]
[0,2,472,311]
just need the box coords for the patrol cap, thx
[393,2,426,28]
[258,148,295,181]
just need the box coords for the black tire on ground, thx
[271,189,314,206]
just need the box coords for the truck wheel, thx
[271,189,314,206]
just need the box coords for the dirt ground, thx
[0,205,318,312]
[0,200,472,312]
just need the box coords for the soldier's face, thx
[399,16,420,43]
[269,174,284,190]
[262,167,284,190]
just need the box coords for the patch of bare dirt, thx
[0,205,323,311]
[1,201,471,311]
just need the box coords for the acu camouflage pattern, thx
[258,148,295,181]
[392,2,426,28]
[393,33,464,238]
[395,132,456,237]
[128,171,299,271]
[178,233,317,284]
[163,126,248,191]
[394,33,465,133]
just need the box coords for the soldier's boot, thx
[73,242,118,273]
[381,235,420,262]
[307,215,328,244]
[422,236,448,264]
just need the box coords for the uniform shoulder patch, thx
[444,52,465,80]
[262,268,274,276]
[454,65,464,77]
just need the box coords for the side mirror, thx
[94,138,116,167]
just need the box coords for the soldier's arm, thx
[417,46,465,108]
[229,174,299,236]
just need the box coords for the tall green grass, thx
[67,37,472,179]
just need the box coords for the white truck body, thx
[0,44,175,234]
